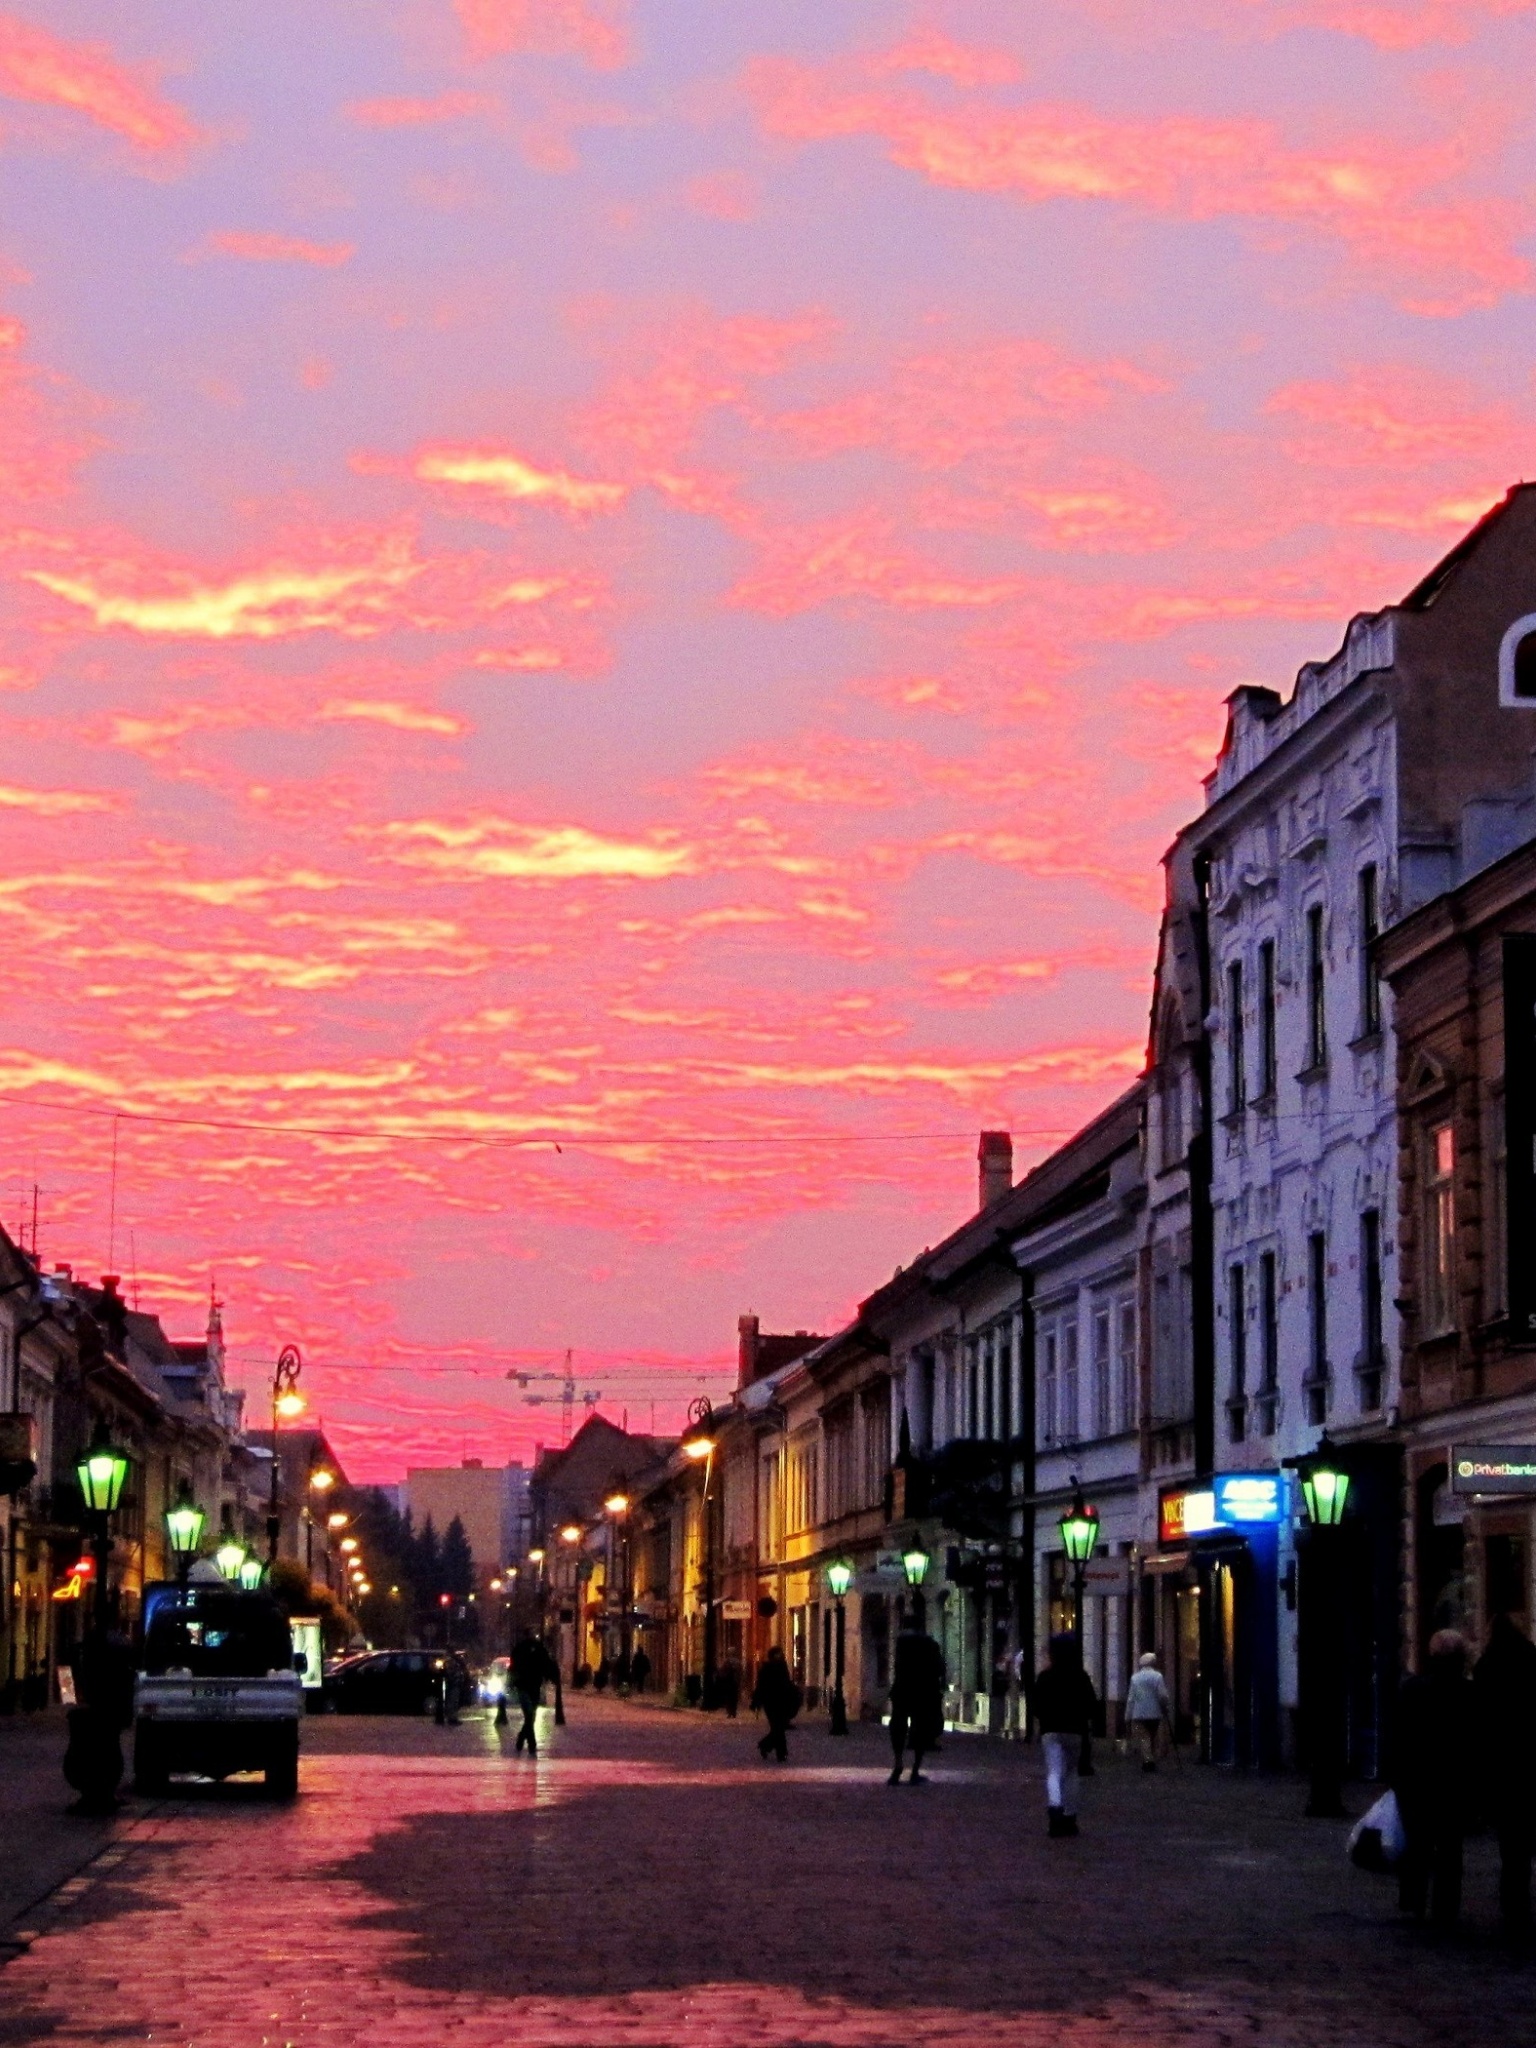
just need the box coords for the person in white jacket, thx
[1125,1653,1173,1771]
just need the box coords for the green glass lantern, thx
[1300,1444,1350,1528]
[215,1538,247,1582]
[164,1480,206,1567]
[1059,1490,1101,1565]
[901,1546,930,1587]
[238,1555,266,1591]
[826,1558,854,1599]
[75,1422,130,1515]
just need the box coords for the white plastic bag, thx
[1348,1789,1405,1870]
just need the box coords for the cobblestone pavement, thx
[0,1695,1528,2048]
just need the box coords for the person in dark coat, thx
[1032,1632,1098,1837]
[509,1630,560,1757]
[888,1615,946,1784]
[1391,1628,1477,1927]
[63,1628,136,1815]
[1474,1612,1536,1937]
[750,1645,801,1761]
[716,1659,741,1718]
[629,1646,651,1692]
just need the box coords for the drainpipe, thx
[1016,1270,1036,1731]
[1190,850,1217,1483]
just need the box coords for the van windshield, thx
[141,1587,293,1678]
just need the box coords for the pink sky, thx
[2,0,1533,1477]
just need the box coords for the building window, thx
[1258,939,1277,1098]
[1092,1307,1113,1438]
[1116,1296,1137,1433]
[1358,865,1381,1036]
[1486,1093,1508,1321]
[1359,1209,1384,1412]
[1305,903,1327,1071]
[1256,1251,1279,1436]
[965,1337,980,1438]
[1039,1329,1058,1448]
[1161,1064,1185,1167]
[1227,1262,1247,1443]
[1425,1121,1457,1335]
[1226,959,1246,1115]
[1305,1230,1329,1425]
[1060,1318,1080,1444]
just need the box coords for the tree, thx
[442,1515,474,1600]
[414,1515,440,1599]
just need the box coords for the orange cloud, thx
[456,0,631,68]
[346,91,500,128]
[746,55,1531,312]
[195,231,356,267]
[22,528,597,642]
[0,783,115,815]
[318,700,466,735]
[1266,367,1524,466]
[370,817,697,882]
[0,12,198,152]
[411,446,625,513]
[684,170,759,222]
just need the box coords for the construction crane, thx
[505,1350,602,1445]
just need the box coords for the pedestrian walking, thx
[1391,1628,1476,1929]
[630,1646,651,1692]
[888,1614,946,1784]
[1474,1612,1536,1939]
[1125,1652,1173,1771]
[716,1658,741,1718]
[1032,1632,1097,1837]
[750,1644,801,1762]
[509,1630,560,1757]
[988,1632,1012,1737]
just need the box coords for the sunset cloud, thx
[193,231,356,267]
[371,818,697,881]
[346,91,499,128]
[411,447,625,513]
[0,782,115,815]
[455,0,631,69]
[0,13,198,152]
[318,699,466,735]
[746,55,1531,310]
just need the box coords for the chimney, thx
[978,1130,1012,1210]
[737,1313,760,1390]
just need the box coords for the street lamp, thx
[266,1343,303,1565]
[74,1422,130,1637]
[825,1558,853,1736]
[682,1397,719,1705]
[1296,1436,1351,1818]
[901,1544,930,1629]
[559,1524,583,1545]
[1058,1483,1100,1649]
[238,1556,265,1591]
[605,1489,632,1676]
[164,1480,206,1583]
[215,1530,247,1583]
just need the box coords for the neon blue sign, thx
[1213,1473,1286,1526]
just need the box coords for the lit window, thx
[1425,1122,1457,1335]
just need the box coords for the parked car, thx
[133,1582,303,1797]
[322,1649,472,1716]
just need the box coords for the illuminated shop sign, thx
[1451,1445,1536,1495]
[1213,1473,1286,1524]
[1159,1473,1287,1545]
[1159,1488,1216,1545]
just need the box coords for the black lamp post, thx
[1296,1438,1351,1819]
[74,1422,130,1637]
[267,1343,303,1565]
[1058,1483,1100,1650]
[604,1488,632,1675]
[901,1544,930,1629]
[682,1398,718,1705]
[826,1558,852,1735]
[164,1480,206,1586]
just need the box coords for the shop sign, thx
[871,1550,910,1581]
[1159,1487,1217,1545]
[1451,1445,1536,1495]
[1081,1556,1131,1597]
[721,1599,752,1620]
[1213,1473,1288,1525]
